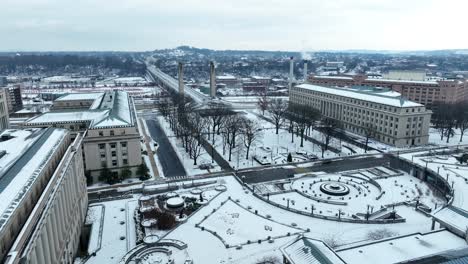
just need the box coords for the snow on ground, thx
[156,115,222,176]
[429,128,468,146]
[80,170,454,264]
[210,116,337,170]
[263,167,444,220]
[198,199,303,246]
[162,175,438,263]
[85,199,138,264]
[399,147,468,235]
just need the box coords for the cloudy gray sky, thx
[1,0,467,51]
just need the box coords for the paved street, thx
[145,118,186,177]
[239,154,391,184]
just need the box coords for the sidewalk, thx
[138,118,160,178]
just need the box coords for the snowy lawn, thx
[198,199,303,246]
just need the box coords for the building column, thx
[40,231,52,264]
[49,211,61,258]
[29,247,39,264]
[45,221,57,262]
[35,242,46,264]
[52,205,62,245]
[58,190,67,234]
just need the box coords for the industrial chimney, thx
[178,62,184,95]
[210,61,216,98]
[289,56,294,90]
[303,60,308,83]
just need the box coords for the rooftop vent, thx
[0,133,13,141]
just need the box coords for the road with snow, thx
[145,119,186,178]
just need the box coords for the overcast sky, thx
[1,0,467,52]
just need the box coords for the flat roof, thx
[25,91,134,128]
[336,230,468,264]
[282,236,346,264]
[0,128,67,231]
[295,84,423,108]
[55,92,105,101]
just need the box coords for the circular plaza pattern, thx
[319,182,350,196]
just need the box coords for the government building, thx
[23,91,142,179]
[308,75,468,108]
[0,128,87,264]
[290,84,432,147]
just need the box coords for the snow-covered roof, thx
[295,84,423,108]
[25,91,135,128]
[365,78,439,85]
[55,92,105,102]
[251,76,271,80]
[281,236,346,264]
[336,230,467,264]
[314,76,353,80]
[216,75,236,80]
[0,128,67,231]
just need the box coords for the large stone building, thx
[308,75,468,108]
[23,91,142,178]
[0,128,87,264]
[4,86,23,113]
[290,84,432,147]
[0,88,9,130]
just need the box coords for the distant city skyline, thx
[1,0,467,52]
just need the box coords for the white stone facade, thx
[1,129,87,264]
[290,84,432,147]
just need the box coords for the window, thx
[99,144,105,150]
[121,142,127,148]
[101,161,106,167]
[110,143,116,149]
[99,131,104,136]
[112,151,116,157]
[100,153,106,158]
[112,160,117,167]
[123,159,128,165]
[110,130,114,136]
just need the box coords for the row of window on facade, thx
[294,89,425,113]
[98,129,125,137]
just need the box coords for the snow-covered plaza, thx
[78,151,468,264]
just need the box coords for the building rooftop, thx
[295,84,423,108]
[25,91,135,129]
[281,236,346,264]
[336,230,467,264]
[55,92,105,102]
[0,128,67,231]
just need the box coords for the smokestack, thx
[178,62,184,95]
[289,56,294,90]
[210,61,216,98]
[303,60,308,82]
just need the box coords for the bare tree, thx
[433,101,456,143]
[363,122,377,153]
[318,118,340,158]
[455,101,468,142]
[203,105,231,144]
[287,103,321,147]
[227,115,244,161]
[257,92,269,115]
[241,119,262,159]
[267,98,288,134]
